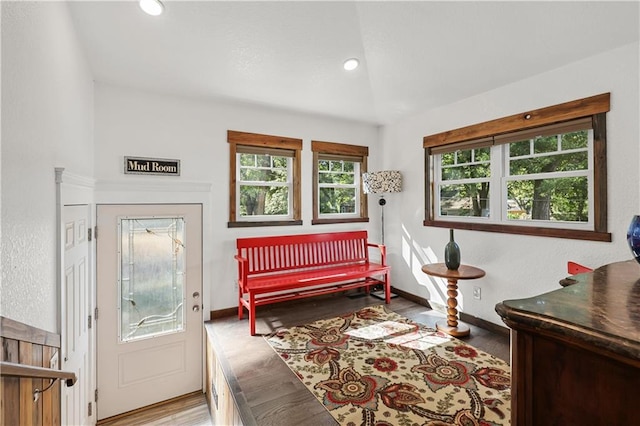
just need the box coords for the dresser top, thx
[496,260,640,360]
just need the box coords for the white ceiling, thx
[68,1,640,125]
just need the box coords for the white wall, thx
[93,83,381,313]
[1,2,94,332]
[4,2,637,331]
[380,42,640,325]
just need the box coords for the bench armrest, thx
[234,254,249,287]
[367,242,387,265]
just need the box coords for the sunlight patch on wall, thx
[401,224,446,306]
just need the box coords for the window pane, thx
[319,172,355,185]
[439,183,490,217]
[441,152,455,166]
[318,160,330,171]
[561,130,588,150]
[533,135,558,154]
[239,153,255,166]
[509,140,530,158]
[457,150,472,163]
[272,156,288,168]
[510,151,588,175]
[256,154,270,167]
[475,147,490,161]
[240,168,288,182]
[319,187,356,214]
[441,148,490,180]
[239,185,289,216]
[239,154,289,183]
[507,177,588,222]
[329,161,343,171]
[119,218,185,342]
[442,163,490,180]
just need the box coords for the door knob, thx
[192,292,200,299]
[192,305,200,312]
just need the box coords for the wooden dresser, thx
[496,260,640,425]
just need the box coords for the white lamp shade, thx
[362,170,402,194]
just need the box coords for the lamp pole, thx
[379,196,386,245]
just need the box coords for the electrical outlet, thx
[473,286,481,300]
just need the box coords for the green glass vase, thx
[444,229,461,270]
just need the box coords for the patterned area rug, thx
[264,305,510,426]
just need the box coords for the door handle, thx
[192,305,200,312]
[192,292,200,299]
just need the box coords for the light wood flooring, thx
[102,293,509,425]
[97,391,212,426]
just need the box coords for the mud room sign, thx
[124,157,181,176]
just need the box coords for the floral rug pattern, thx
[265,305,510,426]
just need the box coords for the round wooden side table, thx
[421,263,485,337]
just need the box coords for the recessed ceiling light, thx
[140,0,164,16]
[343,58,359,71]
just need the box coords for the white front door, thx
[62,204,94,425]
[96,204,203,420]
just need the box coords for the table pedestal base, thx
[436,319,470,337]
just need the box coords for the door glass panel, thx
[118,217,185,342]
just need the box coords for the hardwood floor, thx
[97,391,212,426]
[207,292,510,426]
[100,294,509,425]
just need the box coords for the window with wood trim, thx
[228,130,302,227]
[424,93,611,242]
[312,141,369,225]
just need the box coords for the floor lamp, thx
[362,170,403,244]
[362,170,402,300]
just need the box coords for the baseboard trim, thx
[460,312,510,337]
[388,286,432,308]
[211,307,237,320]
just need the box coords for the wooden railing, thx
[1,315,72,425]
[1,361,77,386]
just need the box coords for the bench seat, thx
[235,230,391,335]
[245,263,389,292]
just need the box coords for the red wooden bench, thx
[235,230,391,335]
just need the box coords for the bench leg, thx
[249,293,256,336]
[238,285,244,320]
[385,273,391,304]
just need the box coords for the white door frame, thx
[56,168,97,425]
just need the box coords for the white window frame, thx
[434,147,493,223]
[311,140,369,225]
[434,126,594,230]
[317,158,361,219]
[236,152,293,222]
[501,131,594,229]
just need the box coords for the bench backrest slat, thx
[237,231,371,275]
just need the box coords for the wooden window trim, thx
[423,93,610,149]
[311,140,369,225]
[423,94,611,242]
[228,130,302,227]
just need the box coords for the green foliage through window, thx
[238,153,291,217]
[318,159,359,216]
[436,128,592,224]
